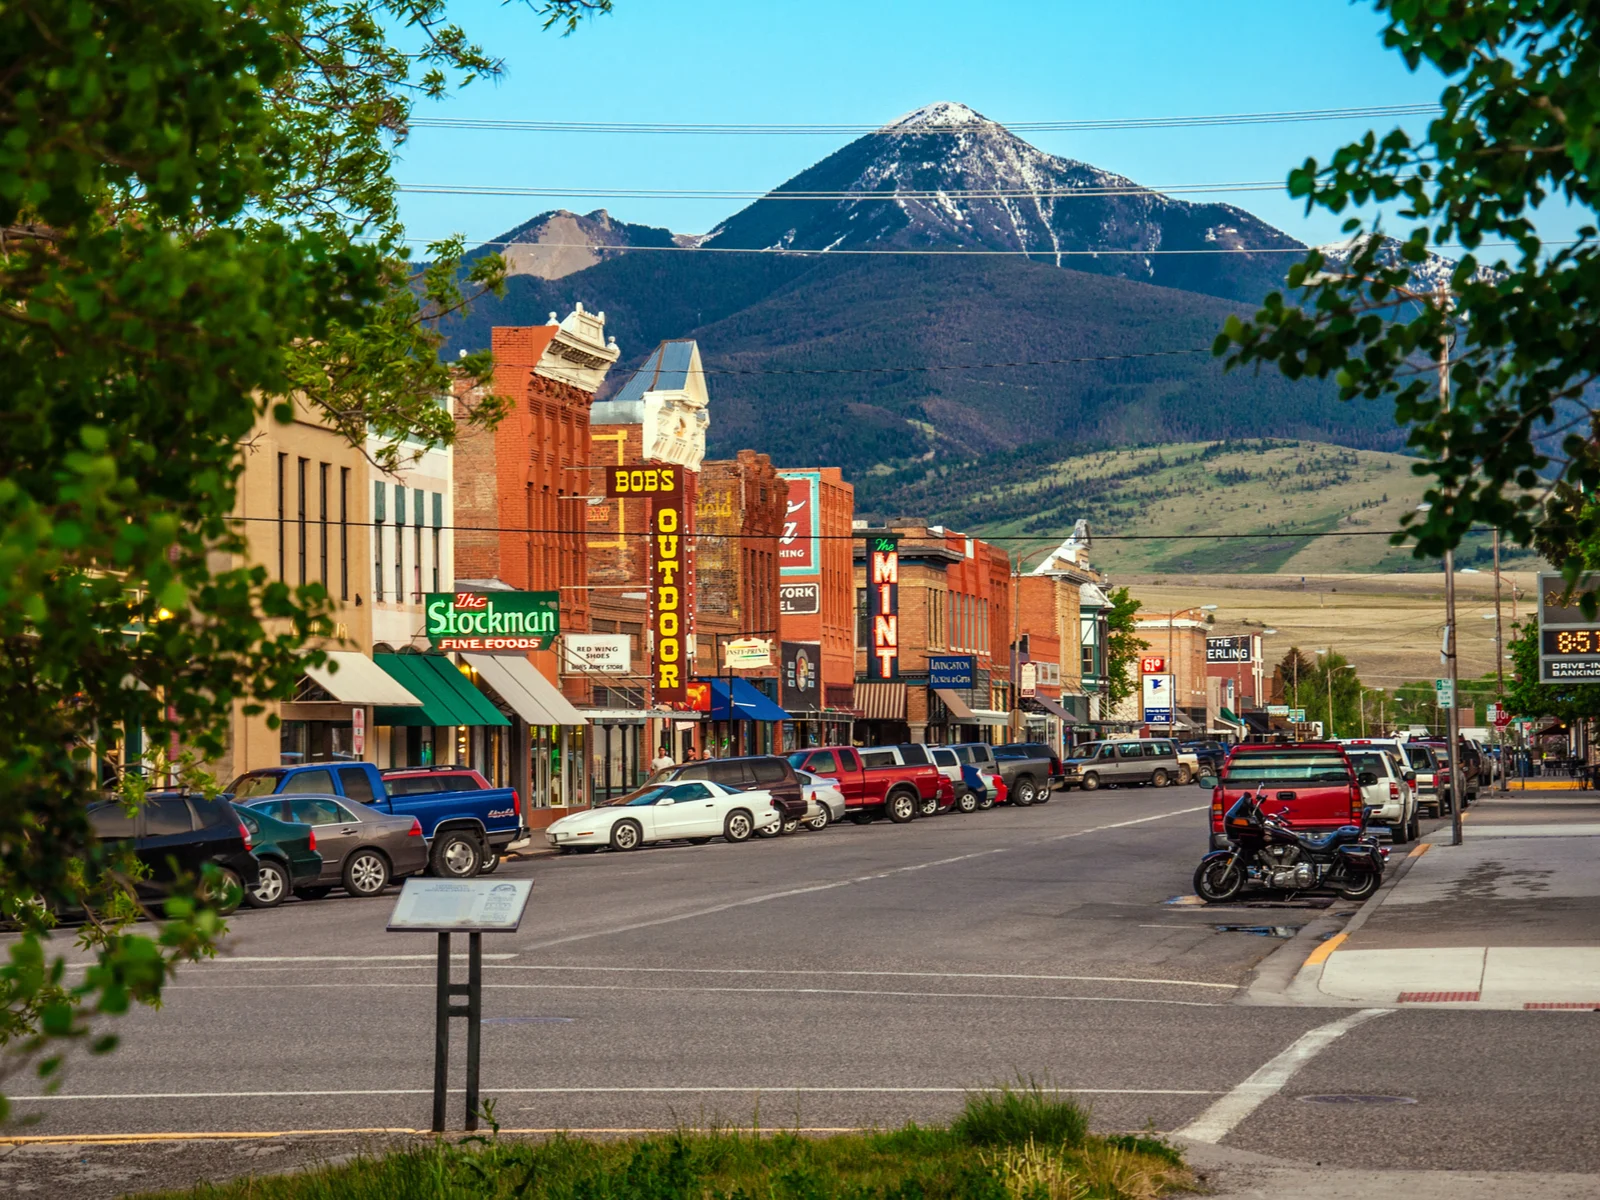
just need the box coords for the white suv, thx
[1342,741,1420,843]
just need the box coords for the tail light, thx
[1389,782,1400,801]
[1351,789,1364,825]
[238,822,252,850]
[1211,795,1225,831]
[408,817,423,838]
[512,789,521,817]
[308,828,317,852]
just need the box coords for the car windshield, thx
[1223,751,1352,784]
[229,774,282,799]
[1346,752,1389,776]
[1406,746,1436,770]
[1068,744,1101,759]
[993,747,1029,760]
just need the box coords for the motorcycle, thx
[1193,781,1388,903]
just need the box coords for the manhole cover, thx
[482,1016,574,1025]
[1299,1094,1417,1105]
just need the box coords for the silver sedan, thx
[795,769,848,831]
[241,793,428,899]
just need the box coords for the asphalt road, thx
[5,786,1598,1196]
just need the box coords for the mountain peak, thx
[880,101,994,132]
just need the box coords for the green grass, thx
[132,1089,1190,1200]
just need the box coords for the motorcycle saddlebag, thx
[1336,842,1383,873]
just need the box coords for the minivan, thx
[1060,739,1181,790]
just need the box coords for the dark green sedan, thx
[232,803,322,909]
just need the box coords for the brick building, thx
[1132,610,1211,736]
[1014,574,1086,754]
[776,467,856,746]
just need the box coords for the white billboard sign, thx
[1142,673,1174,724]
[562,633,631,674]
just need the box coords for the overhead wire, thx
[397,179,1297,200]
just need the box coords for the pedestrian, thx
[650,744,675,772]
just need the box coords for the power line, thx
[414,238,1316,258]
[406,103,1439,137]
[653,348,1214,375]
[399,179,1294,201]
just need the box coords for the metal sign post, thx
[389,878,534,1132]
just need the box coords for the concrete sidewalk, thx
[1281,791,1600,1010]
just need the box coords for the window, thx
[856,588,868,645]
[431,492,443,592]
[373,482,386,602]
[237,811,260,836]
[950,746,973,764]
[393,484,404,602]
[319,463,329,587]
[671,783,712,801]
[230,773,282,799]
[88,804,136,839]
[385,775,442,796]
[145,798,195,836]
[708,761,752,788]
[339,467,350,600]
[1082,645,1094,675]
[288,797,355,825]
[413,488,424,601]
[338,767,375,803]
[752,759,788,784]
[673,764,711,781]
[1346,752,1389,777]
[1223,752,1352,784]
[434,773,482,792]
[896,743,930,765]
[281,768,335,794]
[803,750,839,774]
[1117,744,1144,760]
[297,457,308,585]
[931,748,957,767]
[276,453,287,580]
[858,749,896,768]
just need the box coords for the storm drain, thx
[1299,1094,1417,1105]
[482,1016,575,1025]
[1398,991,1479,1003]
[1212,924,1297,938]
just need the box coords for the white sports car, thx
[546,779,781,852]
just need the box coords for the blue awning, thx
[701,677,789,722]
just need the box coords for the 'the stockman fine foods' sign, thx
[426,591,558,653]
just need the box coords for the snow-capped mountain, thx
[1312,234,1496,294]
[698,101,1307,303]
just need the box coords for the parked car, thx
[785,746,948,824]
[545,779,780,850]
[990,743,1061,805]
[1061,739,1182,792]
[929,746,1003,812]
[1340,746,1419,844]
[1182,740,1230,776]
[997,742,1065,791]
[1206,743,1371,850]
[795,769,847,830]
[238,794,428,898]
[941,744,1006,809]
[87,792,258,915]
[231,803,322,908]
[1402,742,1454,817]
[1415,739,1482,805]
[228,762,521,879]
[652,755,807,835]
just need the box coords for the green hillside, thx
[947,439,1539,575]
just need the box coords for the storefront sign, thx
[1267,704,1290,715]
[685,681,711,712]
[561,633,630,674]
[867,535,899,680]
[426,591,558,653]
[778,471,820,575]
[781,641,822,712]
[1020,662,1037,698]
[1205,635,1254,663]
[352,706,365,757]
[723,637,773,669]
[1538,570,1600,682]
[603,464,682,498]
[1140,655,1167,674]
[1142,673,1173,724]
[780,582,820,615]
[649,495,688,704]
[927,655,974,688]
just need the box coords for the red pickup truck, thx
[786,745,952,824]
[1208,742,1369,850]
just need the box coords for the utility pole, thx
[1439,287,1464,847]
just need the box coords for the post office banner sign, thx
[426,591,558,653]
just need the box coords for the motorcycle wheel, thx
[1194,856,1245,904]
[1337,871,1382,901]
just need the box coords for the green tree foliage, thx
[1504,619,1600,721]
[1274,648,1374,737]
[1102,587,1147,707]
[0,0,606,1110]
[1215,2,1600,590]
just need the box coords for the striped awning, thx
[855,682,907,721]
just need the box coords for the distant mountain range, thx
[441,102,1454,520]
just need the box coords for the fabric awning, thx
[855,681,907,721]
[1220,706,1242,724]
[374,653,509,727]
[970,708,1011,728]
[1025,694,1081,725]
[701,677,789,722]
[1244,710,1273,734]
[932,687,977,721]
[464,653,589,726]
[305,651,421,707]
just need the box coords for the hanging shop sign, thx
[781,641,823,712]
[927,655,975,688]
[1205,636,1254,663]
[777,471,821,576]
[649,494,689,704]
[1020,662,1038,699]
[1538,570,1600,682]
[604,464,682,498]
[685,681,712,712]
[561,633,631,674]
[723,637,773,669]
[779,582,820,615]
[352,707,366,757]
[867,535,899,681]
[426,591,558,653]
[1140,656,1167,674]
[1142,673,1173,724]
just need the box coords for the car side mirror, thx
[657,798,674,806]
[1198,774,1219,790]
[1357,771,1379,787]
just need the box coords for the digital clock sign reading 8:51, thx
[1536,570,1600,682]
[1543,628,1600,655]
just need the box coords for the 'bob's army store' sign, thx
[427,591,558,653]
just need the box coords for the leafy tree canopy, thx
[1102,586,1147,707]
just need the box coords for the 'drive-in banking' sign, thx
[426,591,558,653]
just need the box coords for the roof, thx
[611,340,699,407]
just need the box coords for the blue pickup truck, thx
[226,763,523,878]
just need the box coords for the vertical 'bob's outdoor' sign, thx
[649,490,689,704]
[867,535,899,680]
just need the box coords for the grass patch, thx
[132,1089,1190,1200]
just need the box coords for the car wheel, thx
[724,810,753,842]
[610,820,643,851]
[849,811,875,825]
[806,808,830,831]
[687,837,713,845]
[956,789,979,814]
[1178,765,1193,785]
[244,859,289,910]
[1406,814,1421,842]
[1079,772,1100,793]
[1391,817,1411,845]
[199,867,244,916]
[782,817,801,834]
[755,815,784,838]
[1151,769,1170,788]
[1013,776,1037,806]
[885,789,917,823]
[342,849,390,897]
[294,885,333,901]
[917,794,939,818]
[478,853,501,875]
[430,830,483,879]
[976,791,995,810]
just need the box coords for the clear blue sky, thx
[396,0,1452,249]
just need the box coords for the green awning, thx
[1219,707,1243,725]
[374,654,509,727]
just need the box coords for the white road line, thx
[1175,1008,1393,1144]
[165,981,1225,1007]
[10,1085,1221,1103]
[59,954,517,969]
[1044,806,1210,842]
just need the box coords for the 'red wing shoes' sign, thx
[426,591,558,653]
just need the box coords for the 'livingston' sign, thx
[425,591,559,653]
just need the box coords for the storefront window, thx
[279,719,355,764]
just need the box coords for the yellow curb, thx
[1507,780,1592,791]
[1409,842,1432,858]
[1303,931,1348,967]
[0,1127,866,1146]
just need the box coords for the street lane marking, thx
[0,1129,871,1144]
[8,1085,1222,1104]
[1042,806,1210,843]
[481,965,1238,990]
[59,954,517,970]
[1175,1008,1393,1144]
[165,981,1227,1006]
[1303,932,1348,966]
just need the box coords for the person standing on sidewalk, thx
[650,745,675,773]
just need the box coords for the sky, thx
[394,0,1457,251]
